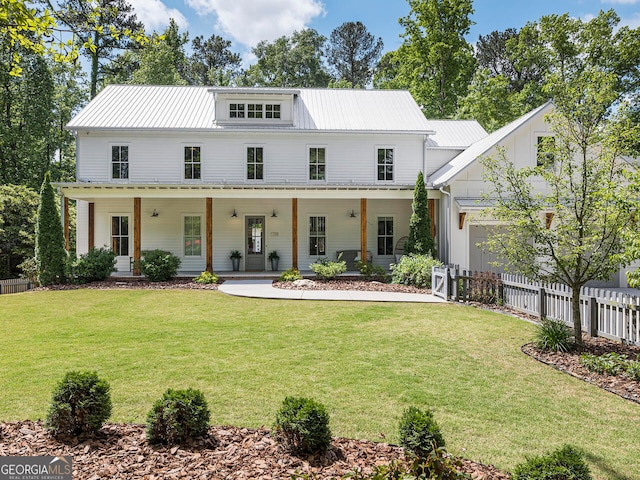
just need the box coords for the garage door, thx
[469,225,506,273]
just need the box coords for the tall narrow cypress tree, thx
[405,171,435,256]
[36,172,67,285]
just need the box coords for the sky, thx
[125,0,640,61]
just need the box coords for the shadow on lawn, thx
[583,451,635,480]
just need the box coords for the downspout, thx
[439,185,451,265]
[422,135,428,176]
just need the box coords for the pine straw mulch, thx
[0,421,509,480]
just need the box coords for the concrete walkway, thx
[218,280,446,303]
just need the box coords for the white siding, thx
[76,200,88,255]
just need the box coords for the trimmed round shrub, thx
[45,371,112,437]
[399,406,445,459]
[146,388,210,445]
[279,268,302,282]
[390,254,443,288]
[273,396,332,455]
[71,247,116,284]
[534,318,574,353]
[193,271,218,284]
[140,249,181,282]
[512,444,592,480]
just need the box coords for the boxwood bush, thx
[140,249,181,282]
[390,254,443,288]
[45,371,112,437]
[512,444,592,480]
[309,258,346,280]
[273,396,332,455]
[146,388,210,445]
[398,406,445,460]
[71,247,116,284]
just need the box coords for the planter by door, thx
[270,258,279,271]
[231,257,240,271]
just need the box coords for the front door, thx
[245,216,265,271]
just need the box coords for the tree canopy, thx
[327,21,383,88]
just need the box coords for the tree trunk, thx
[571,287,583,347]
[90,31,100,99]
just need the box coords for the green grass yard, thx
[1,289,639,479]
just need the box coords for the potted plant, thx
[230,250,242,271]
[268,251,280,271]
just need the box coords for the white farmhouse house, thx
[60,85,631,285]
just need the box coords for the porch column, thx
[63,196,70,251]
[88,202,95,251]
[133,197,141,275]
[292,198,298,270]
[360,198,367,265]
[206,197,213,273]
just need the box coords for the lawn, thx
[1,289,639,479]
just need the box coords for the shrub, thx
[512,444,592,480]
[140,249,181,282]
[18,256,39,285]
[146,388,210,445]
[273,396,332,455]
[623,359,640,381]
[309,258,347,280]
[36,172,67,285]
[398,406,445,460]
[356,260,389,281]
[580,352,640,380]
[45,371,112,437]
[193,271,218,284]
[390,254,443,288]
[468,271,502,304]
[71,247,116,284]
[534,318,573,353]
[280,268,302,282]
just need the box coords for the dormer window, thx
[230,103,245,118]
[265,104,280,119]
[228,103,281,120]
[248,104,263,118]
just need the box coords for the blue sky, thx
[126,0,640,61]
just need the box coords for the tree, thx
[0,185,39,278]
[188,33,241,86]
[131,34,186,85]
[243,29,331,88]
[327,21,383,87]
[375,0,476,118]
[481,69,640,346]
[35,171,67,285]
[405,171,435,255]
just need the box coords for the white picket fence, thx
[0,278,33,295]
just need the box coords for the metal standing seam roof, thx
[428,101,553,187]
[424,119,488,149]
[66,85,436,134]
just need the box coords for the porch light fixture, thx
[231,209,238,218]
[151,209,159,217]
[271,209,277,218]
[349,209,356,218]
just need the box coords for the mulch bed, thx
[0,421,508,480]
[35,278,219,291]
[274,279,430,295]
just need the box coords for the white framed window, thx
[265,104,281,119]
[184,215,202,256]
[377,217,394,255]
[111,145,129,179]
[377,147,394,181]
[536,135,555,167]
[309,215,326,256]
[229,103,281,120]
[184,146,201,180]
[248,103,263,119]
[247,146,264,180]
[230,103,245,118]
[309,147,326,181]
[111,216,129,256]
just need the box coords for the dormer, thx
[211,88,298,127]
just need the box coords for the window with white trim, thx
[229,103,281,120]
[184,146,201,180]
[309,216,326,256]
[247,146,264,180]
[230,103,245,118]
[536,136,555,167]
[248,103,263,118]
[266,104,281,119]
[111,146,129,179]
[377,148,394,181]
[184,216,202,256]
[309,147,326,181]
[377,217,394,255]
[111,216,129,256]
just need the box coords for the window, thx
[377,148,394,181]
[309,216,326,256]
[248,103,263,118]
[265,104,281,119]
[309,147,326,181]
[230,103,245,118]
[377,217,394,255]
[112,146,129,179]
[184,216,202,256]
[184,146,201,180]
[111,216,129,256]
[537,136,555,167]
[247,147,264,180]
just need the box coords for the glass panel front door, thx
[245,216,265,271]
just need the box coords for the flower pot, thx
[231,257,240,271]
[270,258,279,271]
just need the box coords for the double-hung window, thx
[309,147,326,181]
[377,148,394,181]
[377,217,394,255]
[111,216,129,256]
[112,146,129,179]
[309,216,326,256]
[184,216,202,256]
[247,146,264,180]
[184,146,201,180]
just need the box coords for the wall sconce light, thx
[271,209,277,218]
[151,209,159,217]
[350,209,356,218]
[231,209,238,218]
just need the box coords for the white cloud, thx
[185,0,325,48]
[620,12,640,28]
[129,0,189,32]
[601,0,640,4]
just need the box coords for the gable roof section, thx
[67,85,434,134]
[424,119,488,149]
[428,101,553,187]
